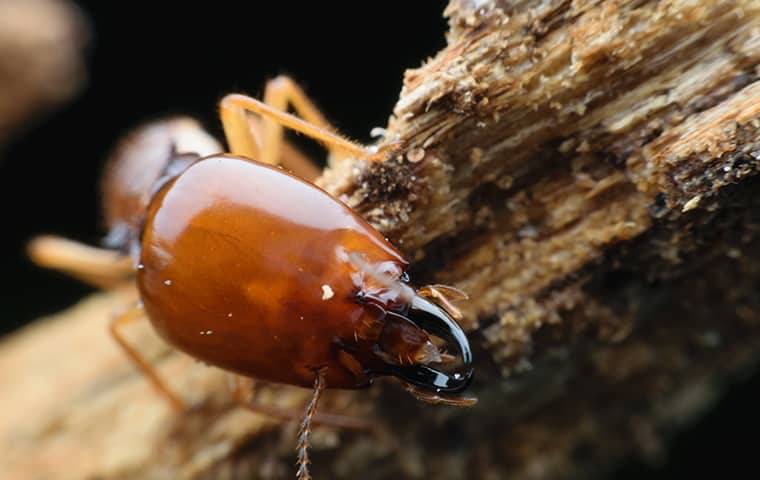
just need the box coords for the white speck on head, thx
[206,330,213,335]
[163,279,172,286]
[299,316,304,321]
[136,263,145,270]
[321,284,334,300]
[227,312,233,318]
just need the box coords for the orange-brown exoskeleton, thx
[29,76,475,479]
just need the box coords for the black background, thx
[0,1,756,478]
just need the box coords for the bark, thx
[0,0,87,152]
[2,0,759,479]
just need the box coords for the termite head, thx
[346,242,477,404]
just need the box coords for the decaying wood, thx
[2,0,759,478]
[0,0,87,151]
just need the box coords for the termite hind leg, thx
[219,92,262,162]
[27,235,134,289]
[109,304,187,412]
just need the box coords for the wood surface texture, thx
[2,1,759,478]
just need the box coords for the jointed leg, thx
[220,76,387,171]
[109,303,186,412]
[279,139,322,181]
[27,235,134,289]
[220,93,262,161]
[237,113,324,180]
[260,76,333,166]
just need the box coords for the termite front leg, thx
[259,76,334,167]
[109,303,187,412]
[220,75,354,162]
[220,88,324,180]
[219,76,389,174]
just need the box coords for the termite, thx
[29,76,475,479]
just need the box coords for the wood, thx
[2,0,759,478]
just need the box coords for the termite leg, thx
[220,75,357,162]
[259,76,335,169]
[229,374,371,430]
[225,100,322,180]
[220,83,322,180]
[277,138,323,181]
[109,303,187,412]
[27,235,134,289]
[220,77,389,168]
[219,93,260,161]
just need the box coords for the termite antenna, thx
[296,369,326,480]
